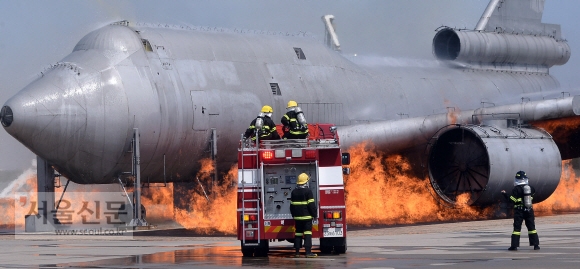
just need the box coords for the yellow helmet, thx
[261,105,273,113]
[297,173,310,185]
[287,100,298,108]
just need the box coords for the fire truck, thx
[237,123,350,257]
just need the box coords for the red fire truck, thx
[237,124,350,257]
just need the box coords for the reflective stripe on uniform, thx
[307,199,315,203]
[510,196,522,203]
[294,216,313,220]
[512,231,521,235]
[304,231,312,235]
[291,201,308,205]
[529,230,537,234]
[290,129,308,135]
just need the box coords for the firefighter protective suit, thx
[281,101,308,139]
[290,173,317,257]
[502,170,540,251]
[244,105,280,141]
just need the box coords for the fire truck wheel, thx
[240,240,269,257]
[319,238,333,254]
[319,245,333,254]
[255,240,269,257]
[335,238,347,254]
[241,247,254,257]
[320,237,347,254]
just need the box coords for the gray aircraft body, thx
[1,0,578,206]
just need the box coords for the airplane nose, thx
[2,67,88,164]
[3,61,131,184]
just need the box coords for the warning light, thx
[261,150,274,160]
[324,211,342,219]
[305,150,316,159]
[243,214,258,221]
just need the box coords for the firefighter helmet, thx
[287,100,298,108]
[514,170,529,186]
[261,105,273,113]
[297,173,310,185]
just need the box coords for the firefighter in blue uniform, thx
[501,170,540,251]
[290,173,318,258]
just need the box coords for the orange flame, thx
[345,142,492,225]
[169,159,238,235]
[536,160,580,212]
[3,143,580,234]
[532,117,580,139]
[0,172,37,228]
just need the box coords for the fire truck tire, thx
[255,240,269,257]
[335,238,347,254]
[241,247,253,257]
[319,245,333,254]
[240,240,269,257]
[320,237,347,254]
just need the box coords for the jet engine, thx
[427,124,561,206]
[432,27,570,70]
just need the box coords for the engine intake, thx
[428,125,561,206]
[433,27,570,70]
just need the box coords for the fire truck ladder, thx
[240,135,261,247]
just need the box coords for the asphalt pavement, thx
[1,213,579,268]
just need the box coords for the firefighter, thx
[281,100,309,139]
[290,173,318,258]
[244,105,280,141]
[501,170,540,251]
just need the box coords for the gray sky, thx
[0,0,579,171]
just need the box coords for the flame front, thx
[3,143,580,233]
[345,142,491,225]
[170,159,238,234]
[536,160,580,212]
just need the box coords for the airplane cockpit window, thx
[142,39,153,52]
[294,47,306,60]
[1,106,13,127]
[270,83,281,95]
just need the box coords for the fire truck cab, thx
[237,124,349,257]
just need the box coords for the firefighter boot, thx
[304,234,317,258]
[508,234,520,251]
[294,236,303,257]
[529,233,540,250]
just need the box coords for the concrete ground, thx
[0,213,579,268]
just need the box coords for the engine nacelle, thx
[428,125,561,206]
[433,27,570,70]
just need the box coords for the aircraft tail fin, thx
[475,0,562,39]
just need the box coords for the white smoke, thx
[0,159,36,198]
